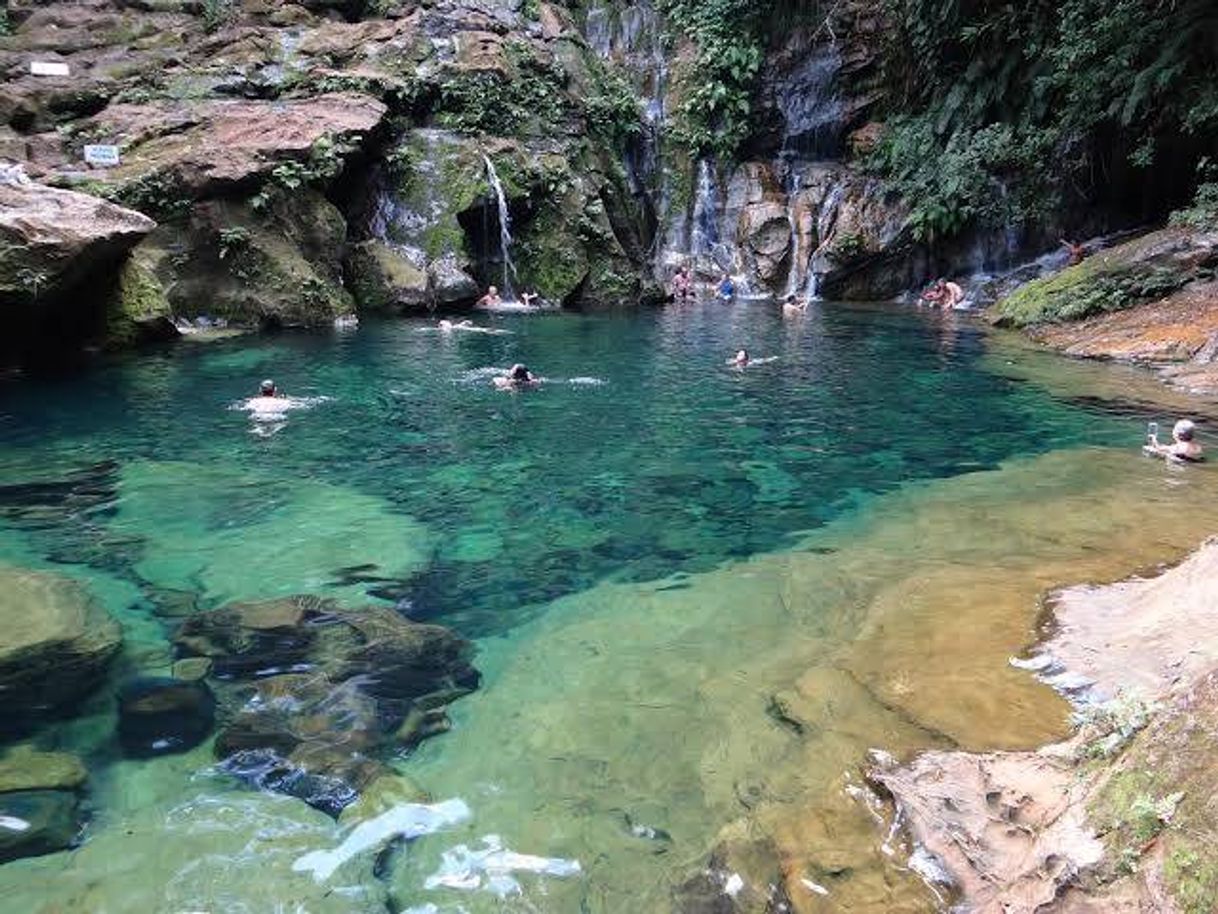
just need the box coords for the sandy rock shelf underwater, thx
[1,308,1217,913]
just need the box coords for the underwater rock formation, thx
[0,566,121,720]
[174,596,479,815]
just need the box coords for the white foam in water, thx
[292,799,471,882]
[567,377,607,386]
[424,834,581,897]
[0,815,31,832]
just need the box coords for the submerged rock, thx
[0,566,121,719]
[117,676,216,758]
[0,789,81,864]
[0,745,87,794]
[175,596,478,814]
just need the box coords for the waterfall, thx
[805,181,845,300]
[482,155,516,297]
[691,159,720,257]
[784,165,804,297]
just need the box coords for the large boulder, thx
[174,596,479,815]
[0,745,87,794]
[347,240,430,313]
[0,176,154,306]
[128,189,355,329]
[65,92,387,204]
[0,566,121,718]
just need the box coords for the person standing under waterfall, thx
[716,273,736,302]
[477,286,503,308]
[672,265,695,302]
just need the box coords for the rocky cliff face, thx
[0,0,663,358]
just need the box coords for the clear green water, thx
[0,303,1149,911]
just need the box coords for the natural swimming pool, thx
[2,301,1210,912]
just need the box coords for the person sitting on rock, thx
[1060,238,1086,266]
[920,279,946,307]
[477,286,502,308]
[717,273,736,302]
[672,265,695,302]
[494,363,540,390]
[1145,419,1205,463]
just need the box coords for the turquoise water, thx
[1,303,1129,632]
[0,301,1145,911]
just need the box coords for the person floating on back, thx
[1144,419,1204,463]
[494,363,540,390]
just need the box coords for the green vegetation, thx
[200,0,236,33]
[657,0,764,159]
[871,0,1218,240]
[435,42,567,136]
[105,172,191,220]
[251,136,360,211]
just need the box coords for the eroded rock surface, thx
[0,178,153,305]
[872,538,1218,913]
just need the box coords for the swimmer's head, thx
[260,379,276,396]
[488,286,498,297]
[439,319,453,330]
[735,349,749,364]
[1174,419,1197,442]
[510,364,530,382]
[784,294,795,304]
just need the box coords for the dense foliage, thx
[872,0,1218,240]
[657,0,764,158]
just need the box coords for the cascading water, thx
[691,159,720,258]
[783,165,805,297]
[583,1,668,261]
[482,155,516,298]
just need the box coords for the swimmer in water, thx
[1144,419,1205,463]
[476,286,503,309]
[439,319,475,332]
[733,349,749,367]
[257,378,281,398]
[782,293,807,314]
[521,291,540,307]
[494,363,540,390]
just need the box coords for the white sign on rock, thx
[83,145,121,167]
[30,61,71,77]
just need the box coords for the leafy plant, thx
[658,0,765,159]
[201,0,236,33]
[217,226,252,260]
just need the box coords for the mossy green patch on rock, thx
[347,240,429,312]
[103,253,175,348]
[992,227,1217,328]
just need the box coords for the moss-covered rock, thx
[347,240,429,312]
[134,188,354,328]
[102,252,177,348]
[0,746,87,794]
[991,227,1217,328]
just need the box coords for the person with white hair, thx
[1145,419,1204,462]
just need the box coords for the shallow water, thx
[0,302,1210,912]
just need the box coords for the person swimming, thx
[259,378,279,397]
[783,294,807,314]
[1144,419,1204,462]
[494,363,540,389]
[733,349,749,367]
[476,286,503,309]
